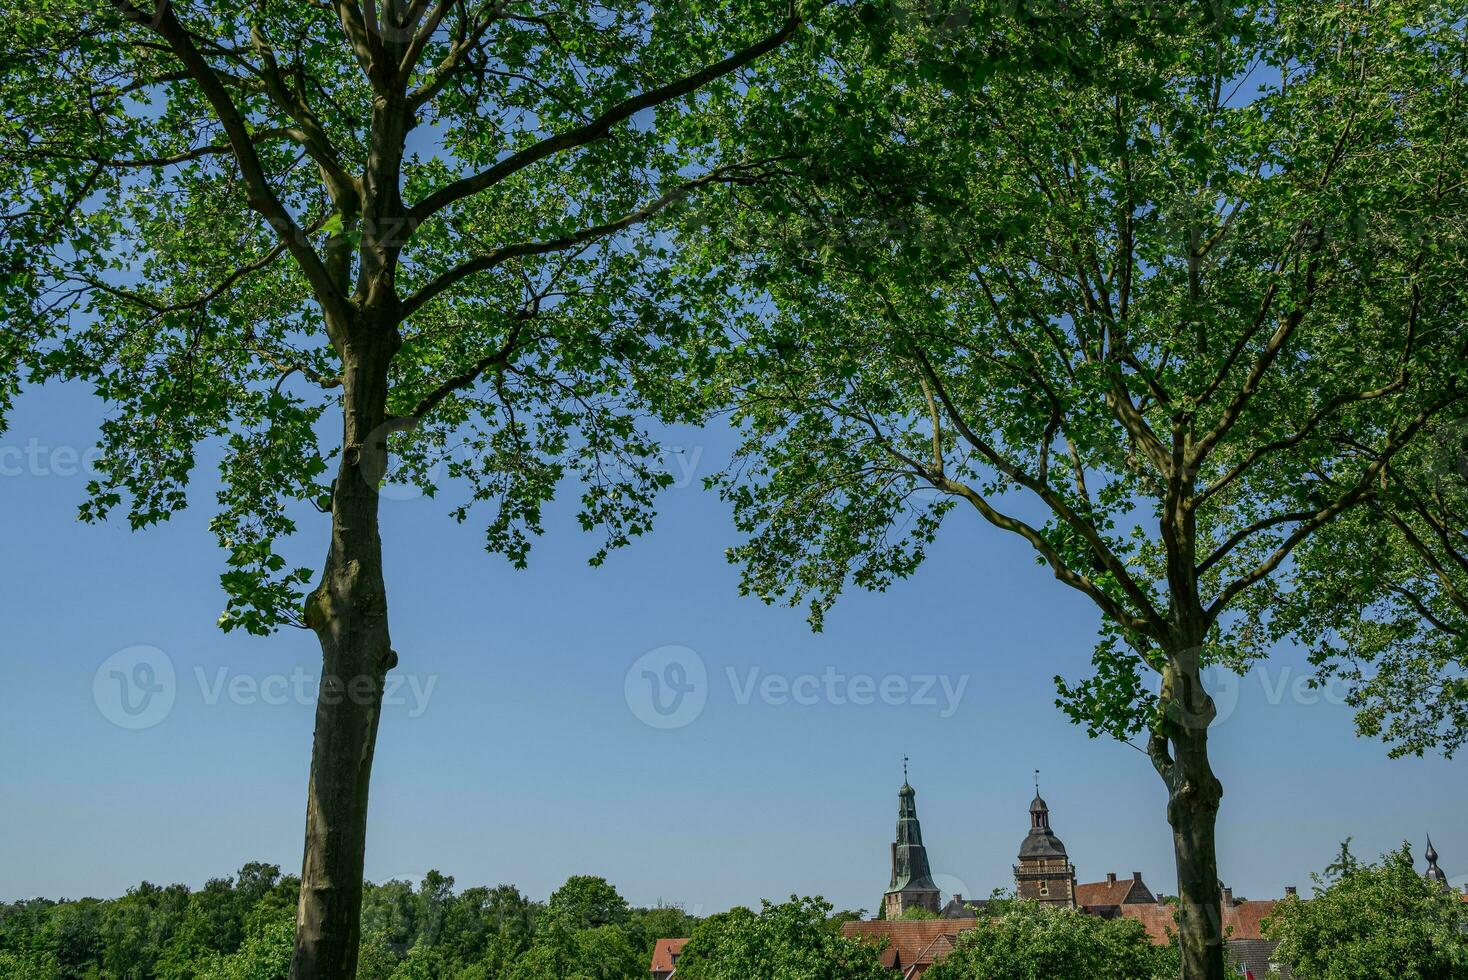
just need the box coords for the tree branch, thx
[405,9,810,225]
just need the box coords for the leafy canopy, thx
[678,0,1468,744]
[1265,843,1468,980]
[673,896,892,980]
[922,901,1177,980]
[0,0,860,633]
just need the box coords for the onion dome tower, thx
[1425,837,1449,890]
[1013,772,1077,908]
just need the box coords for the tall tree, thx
[0,1,854,976]
[678,2,1468,977]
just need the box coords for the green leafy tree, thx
[1265,843,1468,979]
[501,921,643,980]
[196,912,296,980]
[625,903,699,958]
[897,907,939,921]
[99,881,191,980]
[355,931,402,980]
[0,1,860,975]
[679,2,1468,977]
[544,876,629,932]
[922,901,1176,980]
[672,897,892,980]
[157,876,252,979]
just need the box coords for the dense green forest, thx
[4,846,1466,978]
[0,866,698,980]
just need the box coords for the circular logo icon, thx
[1201,664,1243,727]
[1154,659,1243,731]
[930,873,974,912]
[93,645,176,730]
[625,645,707,730]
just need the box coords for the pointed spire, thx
[887,771,938,899]
[1425,836,1448,887]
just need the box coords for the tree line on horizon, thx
[4,843,1465,979]
[3,1,1466,978]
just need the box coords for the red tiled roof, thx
[650,938,689,973]
[842,920,977,970]
[1225,900,1279,940]
[1116,899,1280,946]
[1075,876,1149,908]
[1116,903,1178,945]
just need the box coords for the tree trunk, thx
[1164,723,1227,980]
[291,337,397,980]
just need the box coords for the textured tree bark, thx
[1155,648,1227,980]
[1170,733,1226,980]
[290,333,397,980]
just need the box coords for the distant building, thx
[651,782,1467,979]
[843,919,974,977]
[881,778,942,919]
[1075,871,1155,911]
[649,937,687,979]
[841,775,1304,979]
[1013,789,1077,908]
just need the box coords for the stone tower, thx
[883,776,942,919]
[1013,787,1076,908]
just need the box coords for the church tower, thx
[882,766,941,919]
[1013,779,1076,908]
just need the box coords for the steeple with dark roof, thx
[1013,774,1077,907]
[882,762,941,919]
[1425,837,1448,889]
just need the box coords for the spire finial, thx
[903,755,910,784]
[1034,769,1040,795]
[1425,834,1447,885]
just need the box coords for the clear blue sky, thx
[2,379,1464,912]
